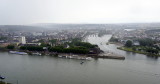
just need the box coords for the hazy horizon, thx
[1,0,160,25]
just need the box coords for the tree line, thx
[124,38,159,55]
[48,46,89,54]
[5,38,97,54]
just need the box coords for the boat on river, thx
[9,51,28,55]
[16,52,28,55]
[9,51,18,54]
[85,57,92,60]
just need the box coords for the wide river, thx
[0,35,160,84]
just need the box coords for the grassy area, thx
[117,46,160,57]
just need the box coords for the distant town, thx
[0,23,160,57]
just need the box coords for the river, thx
[0,35,160,84]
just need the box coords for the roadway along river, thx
[0,35,160,84]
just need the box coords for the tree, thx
[6,45,15,49]
[73,41,96,48]
[20,46,27,50]
[138,38,154,46]
[146,48,159,54]
[48,46,89,54]
[20,46,44,51]
[125,40,132,47]
[40,43,50,47]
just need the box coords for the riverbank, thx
[117,47,160,57]
[108,36,160,57]
[7,50,125,60]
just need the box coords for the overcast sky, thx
[0,0,160,25]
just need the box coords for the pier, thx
[97,55,125,60]
[90,53,125,60]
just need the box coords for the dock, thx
[97,55,125,60]
[95,53,125,60]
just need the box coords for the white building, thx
[18,36,26,44]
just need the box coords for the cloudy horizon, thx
[1,0,160,25]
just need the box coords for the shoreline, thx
[107,41,160,57]
[117,46,160,57]
[1,50,125,60]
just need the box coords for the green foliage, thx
[125,40,132,47]
[6,45,15,49]
[153,45,160,50]
[74,42,95,48]
[20,46,44,51]
[49,39,57,44]
[72,38,81,42]
[146,47,159,54]
[118,46,160,56]
[67,38,96,49]
[138,38,154,46]
[49,46,89,54]
[20,46,26,50]
[40,43,50,47]
[49,46,63,52]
